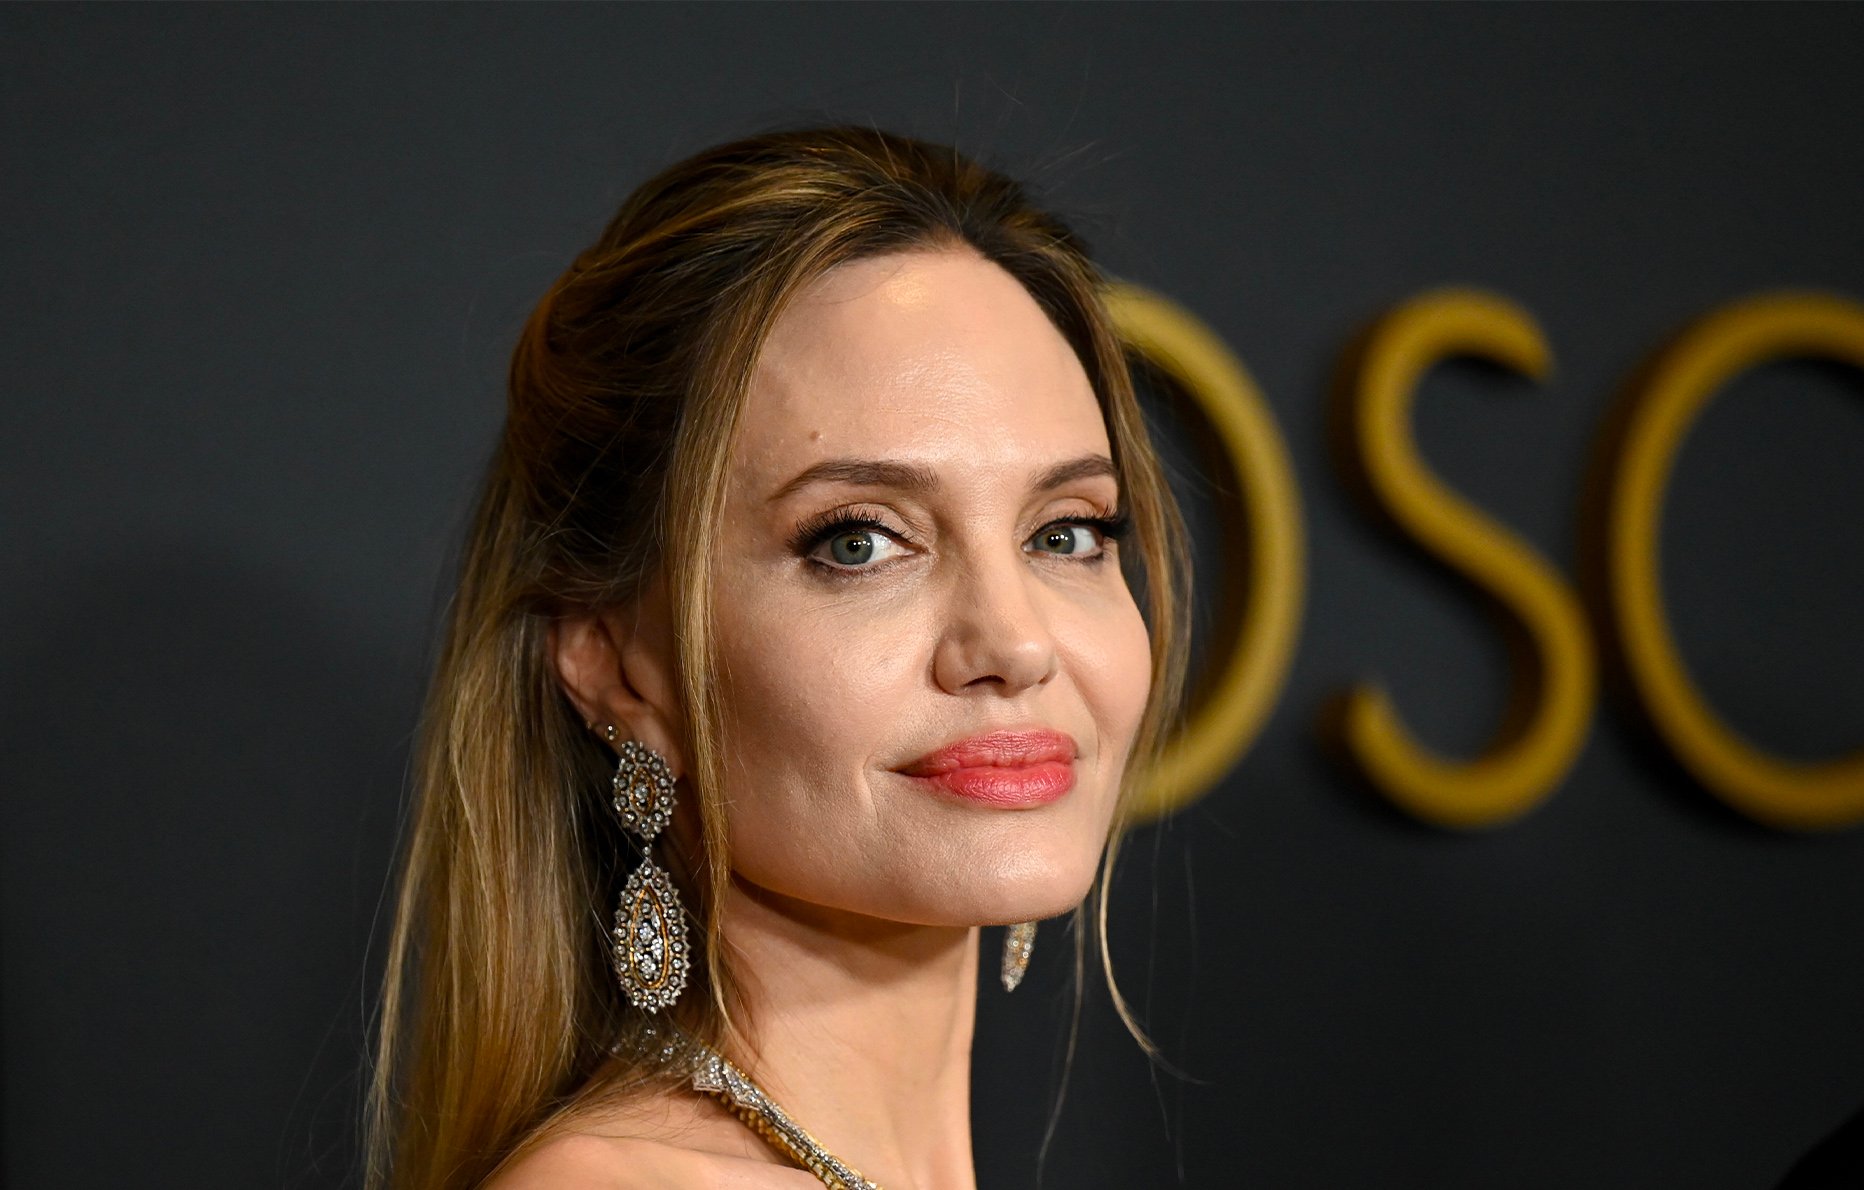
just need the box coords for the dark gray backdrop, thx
[4,5,1862,1188]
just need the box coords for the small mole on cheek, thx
[808,430,822,442]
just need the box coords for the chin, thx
[932,833,1107,927]
[771,837,1103,929]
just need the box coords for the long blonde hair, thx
[367,126,1191,1190]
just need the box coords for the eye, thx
[1029,523,1101,556]
[798,515,911,572]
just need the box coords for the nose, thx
[930,545,1060,696]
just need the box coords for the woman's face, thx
[709,247,1153,927]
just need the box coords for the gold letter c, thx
[1605,292,1864,830]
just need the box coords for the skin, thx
[525,247,1153,1189]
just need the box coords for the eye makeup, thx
[786,506,913,560]
[1043,508,1131,550]
[787,503,1131,578]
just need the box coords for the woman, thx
[368,126,1191,1189]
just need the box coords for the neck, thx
[715,875,980,1190]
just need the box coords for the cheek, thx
[709,570,918,828]
[1065,590,1155,771]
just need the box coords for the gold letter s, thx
[1337,290,1596,828]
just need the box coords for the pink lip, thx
[897,729,1078,808]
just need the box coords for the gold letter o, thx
[1106,283,1306,821]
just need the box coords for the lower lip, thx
[902,761,1076,807]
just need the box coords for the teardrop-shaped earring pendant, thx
[604,730,692,1013]
[1001,920,1036,992]
[613,855,692,1012]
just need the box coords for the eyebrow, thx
[769,453,1119,503]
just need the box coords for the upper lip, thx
[897,729,1078,776]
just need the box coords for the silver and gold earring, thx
[1001,921,1036,992]
[604,724,691,1013]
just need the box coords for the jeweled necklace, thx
[687,1041,882,1190]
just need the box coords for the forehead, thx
[732,248,1109,494]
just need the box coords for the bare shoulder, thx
[485,1086,819,1190]
[484,1133,820,1189]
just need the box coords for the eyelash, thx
[790,507,1132,578]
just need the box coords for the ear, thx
[548,574,688,778]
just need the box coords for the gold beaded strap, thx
[690,1048,882,1190]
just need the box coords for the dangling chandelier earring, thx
[603,724,691,1012]
[1001,921,1036,992]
